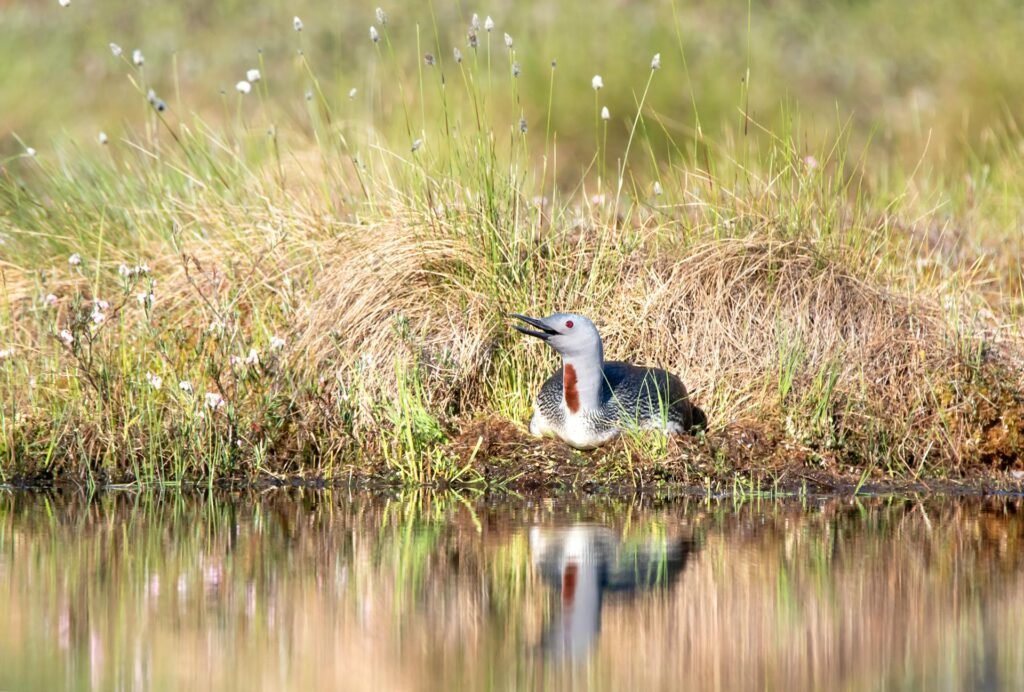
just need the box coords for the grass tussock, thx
[1,2,1023,489]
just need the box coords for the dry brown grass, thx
[263,202,1024,478]
[2,148,1022,485]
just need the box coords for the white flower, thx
[348,87,357,99]
[136,291,154,307]
[653,180,663,196]
[118,263,131,277]
[59,0,70,7]
[270,335,286,350]
[132,49,144,66]
[484,16,494,31]
[453,47,462,63]
[244,348,260,366]
[651,53,661,70]
[109,43,122,57]
[305,90,314,101]
[136,263,150,274]
[98,131,109,145]
[204,392,225,410]
[411,138,423,152]
[0,348,14,360]
[375,7,387,25]
[58,329,74,346]
[293,16,303,31]
[178,380,193,393]
[235,80,252,94]
[592,75,604,90]
[601,106,610,120]
[91,310,106,325]
[68,253,82,266]
[471,13,480,30]
[25,147,36,157]
[95,299,110,310]
[504,33,513,48]
[146,372,163,390]
[369,26,380,42]
[45,293,58,306]
[246,68,261,82]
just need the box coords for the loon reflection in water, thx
[529,524,697,660]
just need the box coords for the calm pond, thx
[1,490,1022,690]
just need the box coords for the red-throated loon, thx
[511,312,706,449]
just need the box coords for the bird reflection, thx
[529,524,696,661]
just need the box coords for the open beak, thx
[510,313,559,341]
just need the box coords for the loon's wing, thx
[602,362,705,431]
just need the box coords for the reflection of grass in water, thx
[0,492,1023,688]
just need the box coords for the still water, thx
[1,490,1022,691]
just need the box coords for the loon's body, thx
[512,312,706,450]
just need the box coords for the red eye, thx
[565,320,574,329]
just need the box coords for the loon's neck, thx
[562,351,604,414]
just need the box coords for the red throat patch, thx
[563,364,580,413]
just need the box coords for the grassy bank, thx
[1,1,1023,489]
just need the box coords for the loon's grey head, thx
[510,312,603,360]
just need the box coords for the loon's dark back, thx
[602,362,706,431]
[536,361,706,432]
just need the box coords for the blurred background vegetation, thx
[3,0,1024,169]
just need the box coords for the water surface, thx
[1,491,1022,690]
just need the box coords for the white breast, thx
[529,404,620,450]
[560,411,620,450]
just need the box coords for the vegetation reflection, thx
[0,490,1022,690]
